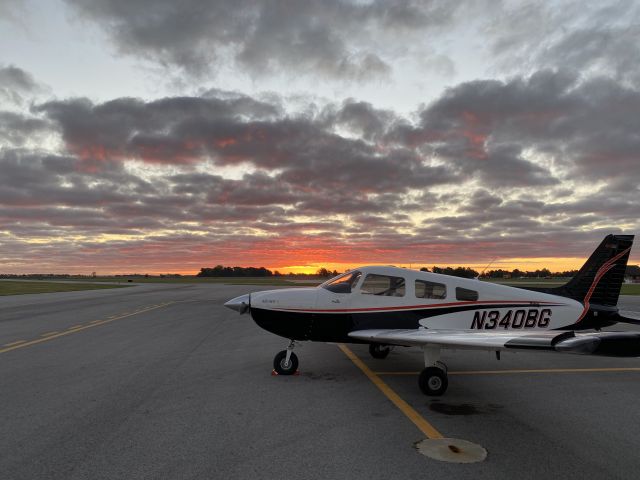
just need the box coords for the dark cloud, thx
[0,147,303,232]
[393,70,640,187]
[37,93,457,205]
[320,100,397,141]
[0,65,40,104]
[545,25,640,86]
[0,111,51,146]
[62,0,460,81]
[0,149,146,208]
[487,1,640,87]
[37,93,282,162]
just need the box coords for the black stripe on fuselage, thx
[251,303,563,342]
[250,307,352,342]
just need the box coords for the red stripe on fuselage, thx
[266,300,565,314]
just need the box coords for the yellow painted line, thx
[0,302,175,355]
[374,367,640,376]
[68,324,84,329]
[90,319,102,324]
[41,331,59,337]
[338,344,443,439]
[2,340,26,347]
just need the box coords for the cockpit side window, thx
[321,271,361,294]
[415,280,447,299]
[360,274,406,297]
[456,287,479,301]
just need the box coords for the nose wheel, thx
[273,340,298,375]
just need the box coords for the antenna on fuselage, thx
[477,257,498,280]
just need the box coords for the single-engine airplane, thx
[225,234,640,395]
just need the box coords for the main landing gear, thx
[418,347,448,396]
[273,340,298,375]
[368,343,391,359]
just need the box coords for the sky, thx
[1,0,639,275]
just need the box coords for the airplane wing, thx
[348,329,640,356]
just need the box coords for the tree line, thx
[480,268,579,279]
[196,266,341,277]
[197,266,275,277]
[419,266,579,278]
[196,265,581,278]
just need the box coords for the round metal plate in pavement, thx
[415,438,487,463]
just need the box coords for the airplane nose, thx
[224,293,251,314]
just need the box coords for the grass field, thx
[0,281,129,296]
[621,284,640,295]
[4,275,308,287]
[74,276,301,286]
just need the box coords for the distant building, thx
[625,265,640,283]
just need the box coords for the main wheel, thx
[418,367,448,396]
[273,350,299,375]
[369,343,391,359]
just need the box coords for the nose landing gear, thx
[418,347,448,396]
[273,340,299,375]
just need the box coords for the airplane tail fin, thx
[551,234,634,307]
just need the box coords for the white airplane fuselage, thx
[238,266,585,343]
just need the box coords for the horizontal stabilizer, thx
[616,310,640,326]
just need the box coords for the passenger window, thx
[415,280,446,299]
[456,287,478,301]
[321,271,361,294]
[360,274,405,297]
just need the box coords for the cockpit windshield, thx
[320,271,362,294]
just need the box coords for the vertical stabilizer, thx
[552,234,634,307]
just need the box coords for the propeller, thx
[224,293,251,314]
